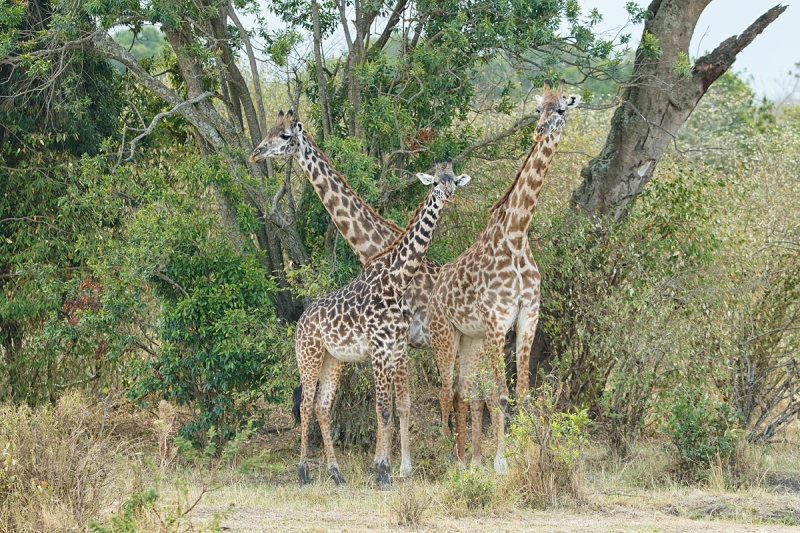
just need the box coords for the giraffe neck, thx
[492,133,560,247]
[383,189,445,293]
[295,134,401,263]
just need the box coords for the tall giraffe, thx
[428,79,580,473]
[250,110,439,350]
[287,159,469,488]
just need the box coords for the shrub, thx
[0,392,127,532]
[507,379,589,507]
[663,389,743,482]
[442,467,496,514]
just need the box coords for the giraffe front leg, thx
[315,354,347,487]
[372,352,395,489]
[486,390,509,475]
[296,337,324,487]
[515,304,540,400]
[465,338,485,468]
[484,328,509,474]
[455,337,478,469]
[431,314,458,438]
[394,354,412,478]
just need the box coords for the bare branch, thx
[117,91,214,170]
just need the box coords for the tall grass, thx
[0,392,128,532]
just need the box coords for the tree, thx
[571,1,787,221]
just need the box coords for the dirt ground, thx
[193,497,799,532]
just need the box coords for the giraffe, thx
[250,110,440,351]
[427,79,580,473]
[286,158,469,488]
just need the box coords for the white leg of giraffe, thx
[394,350,413,477]
[315,353,347,486]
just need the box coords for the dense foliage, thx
[1,0,798,466]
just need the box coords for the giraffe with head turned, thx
[427,79,580,473]
[250,110,440,350]
[252,147,469,487]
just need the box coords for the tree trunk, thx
[571,1,787,221]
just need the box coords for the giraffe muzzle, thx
[249,147,265,163]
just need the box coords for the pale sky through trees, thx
[582,0,798,100]
[246,1,798,101]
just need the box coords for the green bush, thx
[664,390,743,481]
[507,379,589,507]
[442,467,496,513]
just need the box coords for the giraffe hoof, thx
[328,466,348,487]
[298,461,311,486]
[374,460,392,489]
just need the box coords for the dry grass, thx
[2,393,799,532]
[0,392,130,532]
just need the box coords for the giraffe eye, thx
[557,108,565,115]
[280,133,292,140]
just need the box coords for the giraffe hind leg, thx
[315,353,348,487]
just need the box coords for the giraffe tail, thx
[291,384,302,428]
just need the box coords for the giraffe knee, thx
[381,407,391,425]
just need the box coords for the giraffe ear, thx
[416,173,435,185]
[565,95,581,108]
[534,95,544,108]
[294,121,303,133]
[455,174,471,187]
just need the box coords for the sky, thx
[581,0,799,100]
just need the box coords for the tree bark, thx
[571,1,787,221]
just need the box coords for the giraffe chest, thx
[441,248,540,338]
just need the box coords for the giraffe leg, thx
[484,327,509,474]
[455,337,478,469]
[431,314,459,437]
[466,339,485,468]
[315,353,347,486]
[297,338,324,486]
[485,390,508,474]
[372,351,396,489]
[515,304,540,400]
[394,353,412,478]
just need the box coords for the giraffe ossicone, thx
[428,79,580,474]
[290,157,469,488]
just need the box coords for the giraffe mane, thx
[488,142,538,215]
[362,188,432,268]
[302,132,403,234]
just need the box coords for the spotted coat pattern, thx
[428,80,581,473]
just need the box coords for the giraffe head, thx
[249,109,304,162]
[533,79,581,142]
[416,157,471,202]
